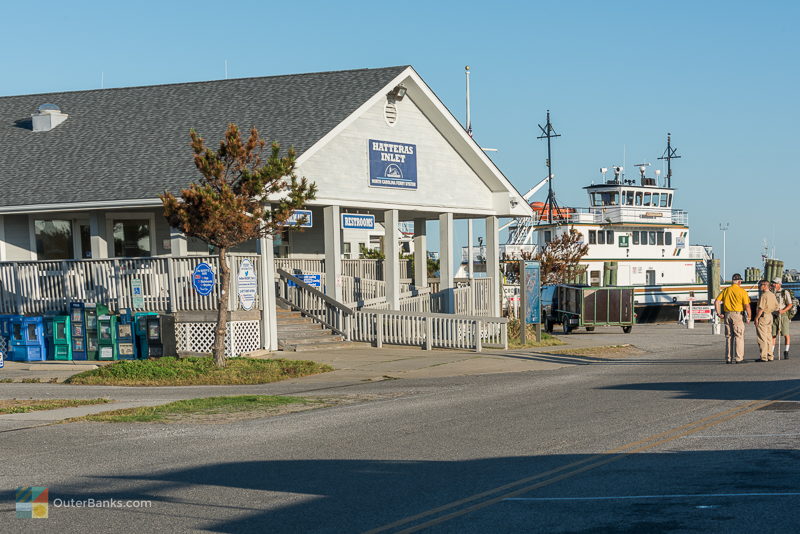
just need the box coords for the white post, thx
[170,228,188,257]
[413,218,427,289]
[384,209,400,309]
[439,213,454,313]
[467,219,474,280]
[0,215,6,261]
[485,216,501,317]
[258,234,278,351]
[89,212,108,258]
[688,299,694,329]
[324,206,342,302]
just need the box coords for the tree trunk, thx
[213,246,230,367]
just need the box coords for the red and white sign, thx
[680,305,714,320]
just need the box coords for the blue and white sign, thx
[341,213,375,230]
[287,273,322,289]
[131,278,144,309]
[523,261,541,324]
[282,209,313,228]
[237,258,258,311]
[368,139,417,190]
[192,262,216,296]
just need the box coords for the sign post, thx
[519,260,541,344]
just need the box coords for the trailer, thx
[544,285,635,334]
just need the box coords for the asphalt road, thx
[2,333,800,533]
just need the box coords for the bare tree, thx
[535,228,589,284]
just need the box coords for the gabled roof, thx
[0,66,408,210]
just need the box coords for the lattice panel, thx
[0,336,7,357]
[176,321,260,357]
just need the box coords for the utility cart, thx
[545,285,635,334]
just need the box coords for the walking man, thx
[714,273,751,364]
[771,278,792,359]
[754,280,778,362]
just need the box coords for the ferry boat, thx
[464,130,717,317]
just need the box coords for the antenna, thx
[658,133,681,188]
[537,110,562,224]
[465,66,472,137]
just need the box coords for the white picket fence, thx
[274,258,412,281]
[0,254,261,314]
[351,310,507,351]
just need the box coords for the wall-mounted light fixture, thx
[388,84,407,101]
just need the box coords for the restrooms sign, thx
[368,139,417,190]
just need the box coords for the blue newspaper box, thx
[9,316,46,362]
[116,308,136,360]
[69,302,88,360]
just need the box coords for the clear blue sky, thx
[2,0,797,275]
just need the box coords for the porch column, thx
[439,212,454,313]
[413,218,427,289]
[384,209,400,309]
[485,215,501,317]
[170,227,188,257]
[467,219,474,280]
[257,234,278,351]
[89,212,108,258]
[0,215,6,261]
[323,206,342,301]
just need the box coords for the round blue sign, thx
[192,262,216,296]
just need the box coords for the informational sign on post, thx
[237,258,258,311]
[131,278,145,309]
[518,260,541,344]
[192,262,216,296]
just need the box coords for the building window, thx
[35,219,74,260]
[606,230,614,244]
[342,242,352,259]
[632,232,639,245]
[665,232,672,245]
[113,219,151,257]
[588,230,597,244]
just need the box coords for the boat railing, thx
[531,206,688,226]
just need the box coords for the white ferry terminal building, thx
[0,66,531,352]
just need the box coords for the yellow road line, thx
[364,384,800,534]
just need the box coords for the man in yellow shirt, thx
[753,279,778,362]
[714,273,752,364]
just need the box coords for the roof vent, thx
[384,97,398,126]
[31,103,68,132]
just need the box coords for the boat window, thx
[665,232,672,245]
[660,194,668,207]
[590,193,600,206]
[624,191,634,205]
[656,232,664,245]
[598,231,605,245]
[599,192,618,206]
[544,231,552,243]
[606,230,614,244]
[643,193,651,206]
[588,230,597,244]
[668,194,672,207]
[649,231,656,245]
[632,232,639,245]
[635,192,642,206]
[652,193,660,206]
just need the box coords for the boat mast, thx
[537,110,561,224]
[658,133,681,188]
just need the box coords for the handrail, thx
[277,269,353,315]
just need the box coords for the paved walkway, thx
[0,321,779,428]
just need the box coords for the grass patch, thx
[70,395,319,423]
[0,378,13,383]
[0,398,110,414]
[506,319,565,349]
[64,357,333,386]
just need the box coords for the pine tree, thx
[161,124,316,367]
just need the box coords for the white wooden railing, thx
[341,276,387,307]
[351,309,507,351]
[275,269,353,338]
[0,254,261,315]
[275,258,412,281]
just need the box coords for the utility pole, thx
[720,222,729,281]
